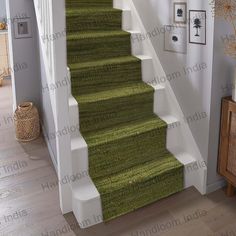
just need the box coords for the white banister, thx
[33,0,72,213]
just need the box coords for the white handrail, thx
[33,0,72,213]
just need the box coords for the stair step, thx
[69,56,142,95]
[67,30,131,63]
[72,176,103,228]
[71,151,194,228]
[94,154,183,221]
[85,115,166,146]
[174,151,204,190]
[175,152,196,166]
[84,115,168,179]
[75,82,154,133]
[158,114,179,125]
[66,0,113,8]
[66,8,122,33]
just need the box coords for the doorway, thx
[0,0,10,88]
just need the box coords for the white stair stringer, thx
[121,0,207,194]
[66,0,207,229]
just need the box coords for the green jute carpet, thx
[66,0,184,221]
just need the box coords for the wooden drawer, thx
[219,97,236,196]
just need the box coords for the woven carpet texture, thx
[66,0,184,221]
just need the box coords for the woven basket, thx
[14,102,40,142]
[0,22,6,30]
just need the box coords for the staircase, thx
[34,0,207,228]
[68,0,184,223]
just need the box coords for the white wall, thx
[7,0,57,161]
[6,0,41,110]
[0,0,6,21]
[132,0,219,190]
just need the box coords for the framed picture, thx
[164,25,187,54]
[173,2,187,24]
[189,10,206,45]
[14,18,32,39]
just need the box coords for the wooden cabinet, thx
[0,31,9,77]
[219,97,236,196]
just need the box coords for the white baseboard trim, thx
[41,124,58,174]
[206,179,226,194]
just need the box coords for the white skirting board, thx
[206,179,226,194]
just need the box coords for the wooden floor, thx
[1,81,236,236]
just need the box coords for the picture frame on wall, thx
[189,10,206,45]
[173,2,187,24]
[164,25,187,54]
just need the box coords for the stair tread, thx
[66,7,122,33]
[70,55,142,96]
[94,154,183,194]
[69,56,140,70]
[66,0,113,8]
[66,7,121,15]
[76,82,153,103]
[84,115,166,147]
[67,30,130,40]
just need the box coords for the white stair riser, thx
[69,97,80,139]
[122,10,132,31]
[154,89,184,151]
[71,139,88,174]
[72,194,103,229]
[184,162,207,193]
[154,89,192,161]
[166,124,184,152]
[134,55,155,84]
[130,32,143,55]
[140,57,155,83]
[113,0,123,9]
[154,87,177,116]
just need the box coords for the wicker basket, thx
[0,22,6,30]
[14,102,40,142]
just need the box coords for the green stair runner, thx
[66,0,184,221]
[67,31,131,63]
